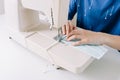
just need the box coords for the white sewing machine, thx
[4,0,107,74]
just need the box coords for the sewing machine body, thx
[5,0,94,73]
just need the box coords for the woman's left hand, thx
[67,28,105,46]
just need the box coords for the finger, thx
[67,30,81,39]
[72,39,88,46]
[66,22,70,35]
[67,35,81,41]
[62,25,66,35]
[69,22,73,32]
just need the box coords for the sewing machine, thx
[4,0,107,74]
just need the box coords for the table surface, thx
[0,15,120,80]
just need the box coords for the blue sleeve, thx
[68,0,77,20]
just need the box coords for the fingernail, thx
[66,38,69,41]
[67,38,70,41]
[66,36,69,40]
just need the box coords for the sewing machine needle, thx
[58,27,62,42]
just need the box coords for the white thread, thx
[89,0,94,10]
[84,8,87,16]
[78,0,80,7]
[105,10,109,20]
[84,0,94,17]
[110,6,114,16]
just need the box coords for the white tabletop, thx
[0,15,120,80]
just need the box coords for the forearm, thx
[99,32,120,50]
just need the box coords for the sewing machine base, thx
[8,25,94,74]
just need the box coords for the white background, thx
[0,5,120,80]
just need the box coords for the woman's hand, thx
[62,20,77,35]
[62,23,120,50]
[67,28,105,46]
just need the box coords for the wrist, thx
[97,32,111,45]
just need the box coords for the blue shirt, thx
[68,0,120,35]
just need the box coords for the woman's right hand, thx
[62,20,76,35]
